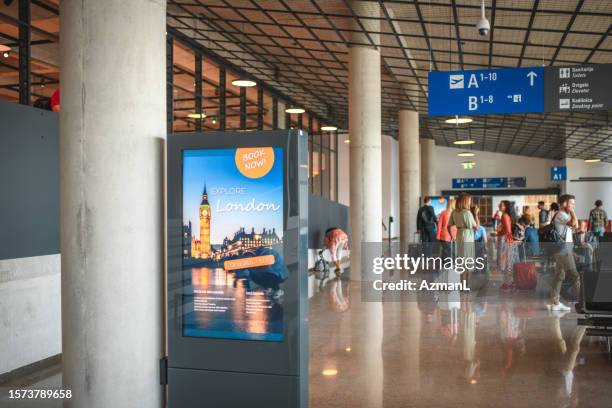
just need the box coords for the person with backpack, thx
[589,200,608,238]
[417,196,438,243]
[547,194,580,312]
[538,201,549,227]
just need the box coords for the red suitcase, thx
[513,262,537,289]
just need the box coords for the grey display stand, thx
[166,130,308,408]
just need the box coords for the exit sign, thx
[462,162,475,170]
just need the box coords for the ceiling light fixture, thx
[321,125,338,131]
[584,158,601,163]
[344,139,350,144]
[321,369,338,377]
[457,152,475,157]
[453,139,476,145]
[187,113,206,119]
[445,115,473,125]
[231,79,256,87]
[285,106,305,114]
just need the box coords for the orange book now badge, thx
[224,255,276,271]
[235,147,275,179]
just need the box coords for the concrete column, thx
[421,138,436,197]
[349,1,382,280]
[60,1,166,407]
[277,100,286,129]
[399,110,420,245]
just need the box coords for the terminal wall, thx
[433,145,559,193]
[564,158,612,219]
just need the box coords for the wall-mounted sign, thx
[461,161,476,170]
[429,64,611,116]
[544,64,611,112]
[428,67,544,116]
[452,177,527,189]
[551,166,567,181]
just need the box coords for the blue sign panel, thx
[551,166,567,181]
[452,177,526,189]
[428,67,544,116]
[453,178,483,189]
[482,177,508,188]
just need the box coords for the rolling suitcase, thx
[513,243,537,290]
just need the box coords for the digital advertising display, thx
[181,147,286,341]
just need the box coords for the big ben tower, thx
[199,184,211,258]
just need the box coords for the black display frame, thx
[166,130,308,407]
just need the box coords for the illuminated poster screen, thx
[182,147,285,341]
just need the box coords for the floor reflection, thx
[310,273,612,408]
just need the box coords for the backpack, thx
[421,206,433,225]
[538,213,566,255]
[512,224,525,241]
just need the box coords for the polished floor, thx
[309,271,612,408]
[2,274,611,408]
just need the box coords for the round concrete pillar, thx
[348,1,382,280]
[60,1,166,406]
[421,138,436,197]
[399,110,420,246]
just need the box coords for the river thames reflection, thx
[182,266,284,341]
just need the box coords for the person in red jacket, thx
[497,200,519,290]
[51,89,60,112]
[437,198,456,261]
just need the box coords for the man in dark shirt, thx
[417,196,438,243]
[538,201,549,226]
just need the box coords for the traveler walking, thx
[437,198,456,261]
[417,196,438,243]
[589,200,608,238]
[546,202,559,225]
[547,194,580,312]
[538,201,549,227]
[448,194,479,279]
[520,206,540,256]
[497,201,519,291]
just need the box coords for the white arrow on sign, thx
[527,71,537,86]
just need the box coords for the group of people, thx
[417,195,609,312]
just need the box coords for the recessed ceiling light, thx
[231,79,256,87]
[285,106,305,114]
[187,113,206,119]
[457,151,475,157]
[321,369,338,376]
[453,139,476,145]
[321,125,337,131]
[445,116,473,125]
[584,158,601,163]
[211,118,217,124]
[2,52,8,58]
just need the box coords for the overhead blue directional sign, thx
[428,67,544,116]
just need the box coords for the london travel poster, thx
[181,147,285,341]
